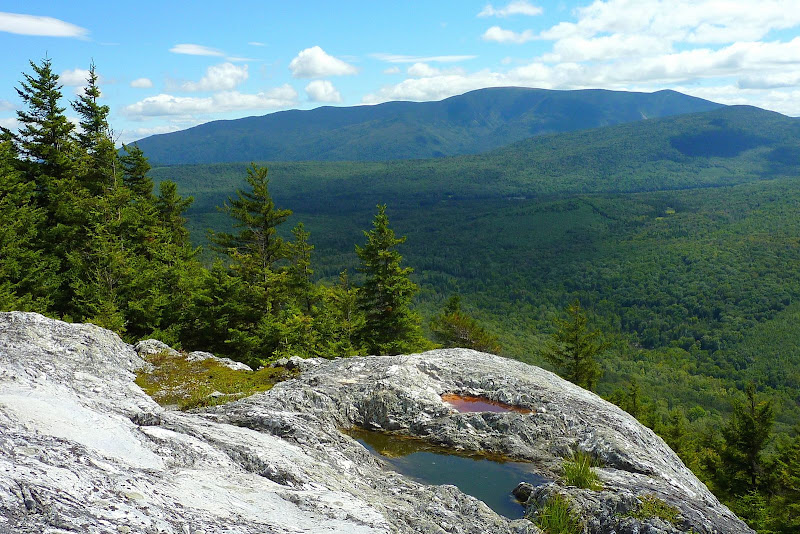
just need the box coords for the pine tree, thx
[356,204,425,355]
[72,62,118,195]
[9,57,76,193]
[430,294,501,353]
[542,300,608,391]
[0,138,57,311]
[210,163,291,279]
[287,222,315,314]
[720,383,775,494]
[120,143,154,198]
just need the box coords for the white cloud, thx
[170,43,225,57]
[371,53,477,64]
[0,117,19,130]
[289,46,358,78]
[407,63,441,77]
[226,56,257,62]
[123,85,298,118]
[0,12,88,38]
[181,63,249,92]
[383,66,401,74]
[738,71,800,89]
[482,26,535,44]
[248,41,266,46]
[305,80,342,103]
[130,78,153,89]
[478,1,543,17]
[542,34,672,62]
[60,68,91,86]
[0,99,14,111]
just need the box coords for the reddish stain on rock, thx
[442,394,533,414]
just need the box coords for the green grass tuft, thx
[562,450,603,490]
[534,493,583,534]
[626,494,680,525]
[135,350,295,410]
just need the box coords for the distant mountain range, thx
[133,87,723,165]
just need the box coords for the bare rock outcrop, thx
[0,312,752,533]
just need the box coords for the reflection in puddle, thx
[347,428,547,519]
[442,393,533,414]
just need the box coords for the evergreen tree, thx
[155,181,192,247]
[356,204,425,355]
[72,62,118,195]
[287,222,315,314]
[430,294,501,353]
[720,383,775,494]
[8,57,76,192]
[542,300,608,391]
[120,143,154,198]
[0,138,57,311]
[210,163,291,278]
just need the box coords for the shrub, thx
[562,450,603,490]
[534,494,583,534]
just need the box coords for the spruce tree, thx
[720,383,775,494]
[356,204,424,355]
[120,143,154,198]
[210,163,291,278]
[542,300,608,391]
[0,138,57,311]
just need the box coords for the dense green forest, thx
[150,102,800,531]
[132,86,721,165]
[2,58,800,531]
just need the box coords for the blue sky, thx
[2,0,800,144]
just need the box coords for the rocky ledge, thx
[0,312,751,533]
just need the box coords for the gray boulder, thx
[0,312,752,533]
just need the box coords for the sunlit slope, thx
[134,86,721,165]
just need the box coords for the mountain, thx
[153,105,800,214]
[132,87,723,165]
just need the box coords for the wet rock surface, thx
[0,312,752,533]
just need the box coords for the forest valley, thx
[1,58,799,532]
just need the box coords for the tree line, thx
[0,58,496,365]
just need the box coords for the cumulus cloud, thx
[0,117,19,130]
[0,99,15,112]
[478,1,543,17]
[482,26,535,44]
[130,78,153,89]
[407,63,441,77]
[123,85,298,118]
[60,68,92,86]
[0,12,88,38]
[371,53,477,63]
[181,63,249,92]
[384,66,401,74]
[289,46,358,78]
[170,43,225,57]
[738,72,800,89]
[305,80,342,103]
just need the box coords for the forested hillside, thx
[132,86,721,164]
[151,104,800,529]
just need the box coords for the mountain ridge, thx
[132,86,723,165]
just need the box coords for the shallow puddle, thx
[442,393,532,414]
[348,428,547,519]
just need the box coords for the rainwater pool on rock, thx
[348,428,548,519]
